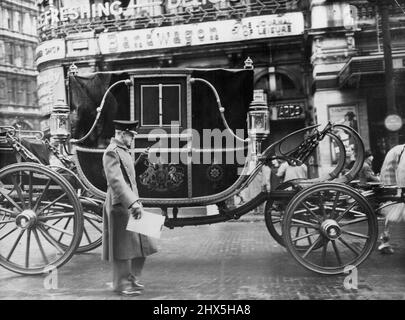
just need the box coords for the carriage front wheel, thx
[0,163,83,275]
[282,183,378,275]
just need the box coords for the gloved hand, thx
[129,204,142,220]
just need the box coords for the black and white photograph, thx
[0,0,404,306]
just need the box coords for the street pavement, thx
[0,218,404,300]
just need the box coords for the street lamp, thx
[247,90,270,165]
[49,99,71,143]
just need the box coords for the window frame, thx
[140,83,182,128]
[133,76,187,134]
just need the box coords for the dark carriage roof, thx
[70,67,250,77]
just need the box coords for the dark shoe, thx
[131,280,144,290]
[115,287,142,297]
[378,242,394,254]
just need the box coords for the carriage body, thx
[0,67,385,276]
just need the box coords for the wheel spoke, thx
[341,229,369,239]
[37,193,67,216]
[331,191,341,217]
[33,179,52,211]
[38,222,73,237]
[301,202,322,223]
[0,186,23,212]
[321,241,328,266]
[33,228,49,264]
[28,171,33,208]
[38,226,65,254]
[0,208,18,217]
[291,218,319,229]
[25,229,31,268]
[38,213,75,221]
[11,174,26,209]
[83,212,103,222]
[318,194,326,219]
[83,226,92,244]
[292,230,319,243]
[0,219,16,225]
[0,226,18,241]
[331,240,342,265]
[340,217,369,226]
[338,236,360,256]
[290,223,318,229]
[335,202,357,222]
[57,217,72,243]
[305,228,312,246]
[6,229,25,261]
[302,236,322,259]
[85,215,102,233]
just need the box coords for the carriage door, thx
[130,74,191,199]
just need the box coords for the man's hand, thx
[129,203,142,220]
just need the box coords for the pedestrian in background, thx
[102,120,157,296]
[276,159,308,183]
[358,149,380,185]
[378,144,405,254]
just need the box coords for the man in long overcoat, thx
[102,120,157,296]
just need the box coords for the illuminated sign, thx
[38,0,246,28]
[98,12,304,54]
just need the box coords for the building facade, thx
[35,0,405,174]
[0,0,40,130]
[311,0,405,173]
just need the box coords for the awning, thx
[338,53,405,88]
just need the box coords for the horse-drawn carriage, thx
[0,66,390,276]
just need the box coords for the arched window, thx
[254,71,302,101]
[275,73,301,99]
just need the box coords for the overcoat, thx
[102,138,157,262]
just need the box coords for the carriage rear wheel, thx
[264,181,302,247]
[0,163,83,275]
[282,183,377,275]
[48,166,102,253]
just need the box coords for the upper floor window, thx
[0,41,4,64]
[25,45,33,68]
[14,11,22,32]
[15,45,23,67]
[5,42,13,65]
[6,9,12,29]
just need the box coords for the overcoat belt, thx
[102,138,157,262]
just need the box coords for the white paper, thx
[126,210,165,239]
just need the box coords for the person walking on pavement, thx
[378,144,405,254]
[102,120,157,296]
[358,149,380,185]
[276,159,308,183]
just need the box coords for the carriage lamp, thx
[247,90,270,157]
[50,100,71,143]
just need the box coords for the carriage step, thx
[147,206,208,218]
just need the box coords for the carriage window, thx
[141,84,181,127]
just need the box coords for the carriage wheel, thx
[48,166,103,253]
[0,163,83,275]
[57,198,103,253]
[282,183,377,275]
[264,181,301,246]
